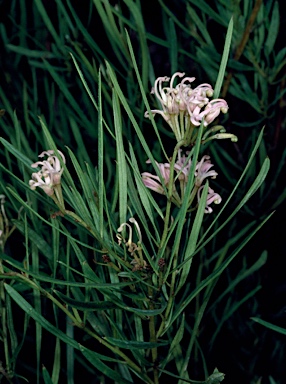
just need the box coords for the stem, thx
[221,0,263,97]
[3,272,154,384]
[64,210,99,240]
[0,258,12,378]
[156,249,178,338]
[0,283,11,378]
[147,280,159,384]
[158,142,183,251]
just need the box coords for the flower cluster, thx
[29,150,65,195]
[145,72,237,145]
[142,150,221,213]
[116,218,148,271]
[29,150,66,209]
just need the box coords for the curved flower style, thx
[197,186,222,213]
[29,150,66,196]
[149,72,196,116]
[145,72,235,145]
[191,99,228,127]
[195,155,218,187]
[29,171,55,196]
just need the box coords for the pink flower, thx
[141,151,221,213]
[174,150,192,182]
[195,155,218,187]
[142,161,171,194]
[197,186,222,213]
[150,72,196,115]
[185,83,213,113]
[191,99,228,127]
[145,73,230,145]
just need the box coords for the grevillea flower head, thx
[29,150,66,195]
[145,73,236,145]
[142,150,221,213]
[116,218,147,270]
[29,150,66,212]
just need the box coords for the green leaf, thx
[128,144,163,228]
[52,338,61,384]
[188,0,227,26]
[197,129,269,251]
[104,337,169,349]
[209,250,267,309]
[160,314,185,369]
[213,17,233,98]
[6,44,56,59]
[163,212,274,335]
[13,220,53,260]
[97,70,105,238]
[65,147,99,230]
[125,30,168,159]
[163,125,203,274]
[42,366,54,384]
[2,253,135,289]
[54,290,117,311]
[41,60,91,128]
[177,181,209,292]
[5,284,79,349]
[265,2,279,55]
[0,137,33,168]
[113,90,128,226]
[119,297,167,317]
[79,344,133,384]
[5,283,133,384]
[167,18,178,73]
[34,0,64,50]
[210,285,262,345]
[186,5,214,47]
[251,317,286,336]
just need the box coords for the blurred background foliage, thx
[0,0,285,383]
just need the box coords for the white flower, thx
[29,150,65,196]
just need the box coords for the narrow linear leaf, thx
[163,212,274,334]
[113,90,127,226]
[251,317,286,336]
[177,181,208,292]
[79,344,133,384]
[5,284,79,349]
[54,290,117,311]
[213,17,233,98]
[265,1,279,55]
[42,366,54,384]
[104,337,169,349]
